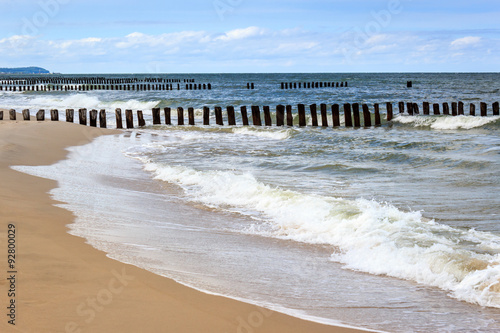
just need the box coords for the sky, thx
[0,0,499,73]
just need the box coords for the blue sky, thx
[0,0,499,73]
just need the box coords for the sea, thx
[4,73,500,332]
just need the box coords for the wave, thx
[393,114,500,130]
[135,159,500,309]
[0,93,159,111]
[232,127,294,140]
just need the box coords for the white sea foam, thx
[393,115,500,130]
[139,160,500,309]
[232,127,293,140]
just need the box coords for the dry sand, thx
[0,116,368,333]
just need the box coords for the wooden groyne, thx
[281,82,348,89]
[2,101,498,129]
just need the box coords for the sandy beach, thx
[0,114,366,333]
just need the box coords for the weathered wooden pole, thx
[320,104,328,127]
[398,102,404,114]
[344,103,353,127]
[286,105,293,126]
[452,102,458,116]
[37,110,45,121]
[137,111,145,127]
[0,111,3,120]
[241,106,249,126]
[406,102,413,116]
[152,108,161,125]
[99,109,107,128]
[413,103,419,115]
[276,105,285,126]
[362,104,372,127]
[423,102,430,115]
[458,102,464,115]
[251,106,262,126]
[79,109,87,125]
[125,109,134,128]
[310,104,318,127]
[203,107,210,125]
[480,102,487,117]
[263,106,272,126]
[177,107,184,125]
[298,104,306,127]
[433,103,440,115]
[89,110,97,127]
[332,104,340,127]
[9,109,16,120]
[188,107,195,125]
[469,103,476,116]
[215,106,224,125]
[493,102,499,116]
[227,106,236,126]
[386,102,393,121]
[50,109,59,121]
[443,103,450,115]
[22,109,30,121]
[164,107,171,125]
[115,108,123,128]
[352,103,361,127]
[374,104,381,126]
[66,109,74,123]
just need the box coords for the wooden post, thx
[50,109,59,121]
[188,107,195,125]
[9,109,16,121]
[470,103,476,116]
[452,102,458,116]
[79,109,87,125]
[433,103,440,115]
[164,107,171,125]
[263,106,272,126]
[320,104,328,127]
[177,107,184,125]
[89,110,97,127]
[332,104,340,127]
[115,108,123,129]
[443,103,450,115]
[215,106,224,125]
[374,104,381,126]
[406,102,413,116]
[152,108,161,125]
[308,104,318,127]
[241,106,249,126]
[203,107,210,125]
[276,105,285,126]
[137,111,145,127]
[386,102,393,121]
[66,109,74,123]
[37,110,45,121]
[251,106,262,126]
[423,102,430,115]
[413,103,419,115]
[362,104,372,127]
[493,102,499,116]
[398,102,404,114]
[298,104,306,127]
[0,111,3,120]
[407,81,412,88]
[344,103,353,127]
[458,102,464,115]
[352,103,361,127]
[480,102,487,117]
[125,110,134,128]
[99,109,107,128]
[227,106,236,126]
[22,109,30,121]
[286,105,293,126]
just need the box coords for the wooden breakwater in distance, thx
[281,82,348,89]
[0,76,210,92]
[3,101,498,129]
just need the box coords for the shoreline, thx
[0,116,368,332]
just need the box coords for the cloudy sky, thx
[0,0,499,73]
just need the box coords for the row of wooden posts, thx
[281,82,348,89]
[0,83,212,92]
[2,101,498,128]
[0,77,195,85]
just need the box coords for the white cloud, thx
[451,36,482,48]
[215,26,266,41]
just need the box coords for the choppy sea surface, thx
[7,73,500,332]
